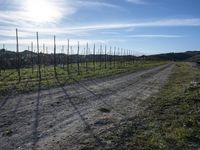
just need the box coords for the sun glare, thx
[24,0,61,23]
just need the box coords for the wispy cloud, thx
[77,1,122,9]
[36,18,200,34]
[0,18,199,38]
[126,0,147,5]
[71,18,200,31]
[41,18,200,34]
[128,34,184,38]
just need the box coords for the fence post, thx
[2,45,5,72]
[104,45,107,69]
[77,41,80,75]
[114,46,116,68]
[86,43,88,73]
[123,49,125,66]
[120,48,122,67]
[36,32,41,80]
[70,46,73,70]
[67,40,70,74]
[93,43,95,72]
[43,44,45,68]
[109,46,112,69]
[27,45,30,67]
[54,35,57,77]
[31,42,34,73]
[16,29,21,81]
[0,47,2,75]
[100,44,102,70]
[132,50,135,64]
[62,45,64,69]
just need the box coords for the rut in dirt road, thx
[0,63,174,150]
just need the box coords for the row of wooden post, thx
[1,29,137,81]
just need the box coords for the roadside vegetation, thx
[0,60,166,96]
[94,62,200,149]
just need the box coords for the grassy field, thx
[0,60,166,96]
[91,62,200,149]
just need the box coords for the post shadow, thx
[32,76,41,150]
[55,76,103,147]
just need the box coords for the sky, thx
[0,0,200,55]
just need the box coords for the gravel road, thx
[0,64,174,150]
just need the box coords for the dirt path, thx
[0,64,174,150]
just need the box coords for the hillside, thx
[0,49,136,69]
[146,51,200,61]
[1,49,200,69]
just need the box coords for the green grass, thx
[0,60,166,96]
[90,62,200,150]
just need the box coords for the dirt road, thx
[0,64,173,150]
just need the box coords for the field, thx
[0,60,166,96]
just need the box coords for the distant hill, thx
[146,51,200,62]
[187,54,200,62]
[0,49,135,69]
[1,49,200,69]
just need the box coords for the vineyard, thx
[0,29,165,96]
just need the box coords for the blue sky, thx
[0,0,200,55]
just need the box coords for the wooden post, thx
[2,43,5,73]
[77,41,80,75]
[0,46,2,75]
[127,50,129,65]
[114,46,116,68]
[43,43,45,68]
[31,42,34,73]
[93,43,95,72]
[67,40,70,74]
[86,43,88,73]
[109,46,112,69]
[120,48,123,67]
[36,32,41,80]
[83,48,85,70]
[132,50,135,64]
[104,45,107,69]
[100,44,102,70]
[123,49,125,66]
[2,44,5,73]
[62,45,64,69]
[124,49,126,66]
[2,45,5,72]
[16,29,21,81]
[27,45,30,67]
[45,45,47,66]
[118,47,120,68]
[70,46,73,70]
[54,35,57,76]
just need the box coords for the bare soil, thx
[0,64,173,150]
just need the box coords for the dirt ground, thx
[0,63,174,150]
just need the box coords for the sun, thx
[24,0,61,23]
